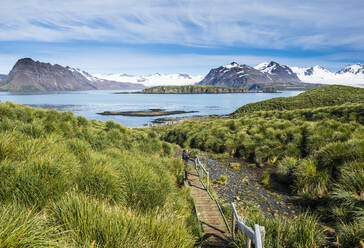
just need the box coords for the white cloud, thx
[0,0,363,49]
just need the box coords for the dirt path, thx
[185,168,230,247]
[198,154,299,218]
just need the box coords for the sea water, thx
[0,90,303,127]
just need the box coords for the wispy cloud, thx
[0,0,363,49]
[0,0,363,74]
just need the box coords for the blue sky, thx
[0,0,363,75]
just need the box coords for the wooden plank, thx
[185,168,229,247]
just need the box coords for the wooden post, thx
[232,214,235,240]
[206,172,209,188]
[260,226,265,248]
[246,238,251,248]
[254,224,263,248]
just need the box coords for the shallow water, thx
[0,90,303,127]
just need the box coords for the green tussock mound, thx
[232,85,364,117]
[0,102,197,247]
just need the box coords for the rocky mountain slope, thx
[0,58,144,92]
[198,61,317,91]
[291,63,364,85]
[94,72,203,87]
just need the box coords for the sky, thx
[0,0,364,75]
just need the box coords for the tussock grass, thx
[227,202,325,248]
[50,192,195,248]
[232,85,364,116]
[0,204,59,247]
[0,101,198,247]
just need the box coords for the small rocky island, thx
[97,108,198,117]
[117,85,249,94]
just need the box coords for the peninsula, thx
[117,85,249,94]
[97,108,198,116]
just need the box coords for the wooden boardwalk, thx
[186,169,230,247]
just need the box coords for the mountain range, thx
[94,73,203,87]
[0,58,144,92]
[198,61,364,90]
[291,64,364,86]
[0,58,363,92]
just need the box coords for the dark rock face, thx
[1,58,144,91]
[258,61,300,82]
[198,61,306,90]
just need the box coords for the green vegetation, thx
[0,102,198,247]
[215,175,227,184]
[158,85,364,246]
[229,162,241,171]
[141,85,248,94]
[223,201,325,248]
[232,85,364,117]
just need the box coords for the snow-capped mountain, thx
[94,73,203,87]
[254,61,300,82]
[198,61,310,90]
[0,58,144,91]
[291,63,364,86]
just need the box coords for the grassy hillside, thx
[232,85,364,117]
[0,102,199,247]
[158,93,364,246]
[141,85,248,94]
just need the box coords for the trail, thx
[185,168,230,247]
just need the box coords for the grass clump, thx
[230,202,325,248]
[215,175,228,185]
[229,162,241,171]
[0,204,59,247]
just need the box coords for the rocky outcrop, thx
[0,58,144,91]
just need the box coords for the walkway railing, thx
[190,156,265,247]
[231,203,265,248]
[194,156,209,189]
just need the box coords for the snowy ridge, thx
[94,73,203,87]
[291,63,364,86]
[254,62,269,71]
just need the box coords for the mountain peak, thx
[17,57,35,63]
[224,62,241,69]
